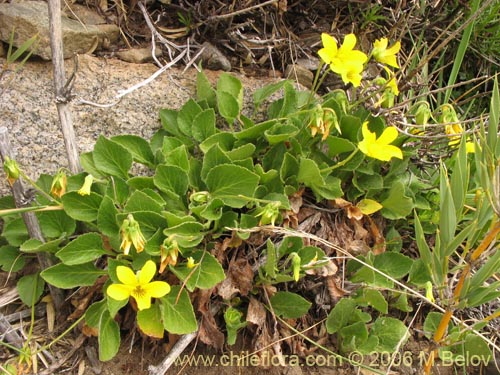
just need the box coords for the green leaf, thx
[170,250,225,291]
[408,259,432,285]
[0,245,25,272]
[391,293,413,313]
[178,99,203,137]
[297,158,324,187]
[80,152,105,179]
[56,233,106,265]
[217,73,243,108]
[163,144,190,172]
[253,80,287,110]
[270,291,311,319]
[358,289,388,314]
[278,81,298,116]
[226,143,256,161]
[97,196,120,238]
[326,298,357,333]
[2,218,28,246]
[373,252,413,279]
[99,310,120,361]
[217,91,240,125]
[41,262,106,289]
[326,136,355,157]
[463,333,492,362]
[192,109,216,142]
[20,238,64,253]
[439,164,457,246]
[17,273,44,307]
[85,300,107,328]
[62,192,102,222]
[154,164,189,197]
[137,303,164,338]
[160,285,198,334]
[488,76,499,153]
[163,221,205,248]
[264,123,299,144]
[340,321,368,353]
[196,70,216,108]
[205,164,260,208]
[124,190,163,214]
[93,136,132,179]
[200,132,235,153]
[110,135,155,167]
[371,317,408,352]
[201,144,231,180]
[160,109,182,138]
[380,181,413,219]
[234,120,276,141]
[469,250,500,290]
[38,210,76,238]
[423,312,449,340]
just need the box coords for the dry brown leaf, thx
[367,216,386,254]
[326,275,347,302]
[246,297,267,328]
[199,312,224,350]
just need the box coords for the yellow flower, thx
[358,122,403,161]
[107,260,171,311]
[50,170,67,198]
[77,174,94,196]
[372,38,401,68]
[120,214,146,255]
[318,33,368,87]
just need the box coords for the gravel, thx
[0,54,276,197]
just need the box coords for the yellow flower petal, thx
[144,281,171,298]
[134,293,152,311]
[116,265,137,285]
[466,142,476,154]
[359,123,403,161]
[138,260,156,285]
[341,34,357,51]
[107,284,133,301]
[377,126,399,145]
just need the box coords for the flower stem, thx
[320,148,360,174]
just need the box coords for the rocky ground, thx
[0,53,278,196]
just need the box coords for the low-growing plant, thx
[0,29,497,374]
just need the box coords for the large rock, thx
[0,0,119,60]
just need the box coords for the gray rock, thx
[285,63,314,88]
[0,0,119,60]
[0,54,277,196]
[199,41,231,71]
[116,46,162,64]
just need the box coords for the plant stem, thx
[320,148,360,173]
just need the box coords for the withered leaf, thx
[246,297,267,328]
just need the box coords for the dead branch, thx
[47,0,81,174]
[147,331,197,375]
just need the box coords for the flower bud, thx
[77,174,94,196]
[291,252,301,282]
[3,157,20,186]
[120,214,146,255]
[50,170,67,198]
[159,236,179,273]
[190,191,211,204]
[256,201,281,226]
[413,101,431,126]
